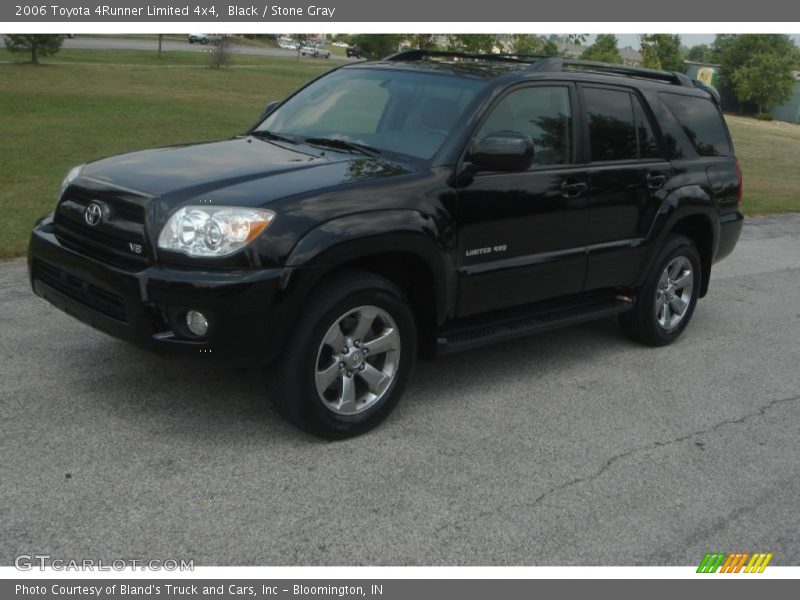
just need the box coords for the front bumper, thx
[29,216,294,364]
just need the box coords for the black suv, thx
[29,52,743,437]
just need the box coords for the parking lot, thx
[1,214,799,565]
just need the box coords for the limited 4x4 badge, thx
[465,244,508,258]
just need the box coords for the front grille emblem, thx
[84,202,103,227]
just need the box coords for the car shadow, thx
[74,315,634,443]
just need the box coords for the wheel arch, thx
[282,210,456,357]
[642,186,718,298]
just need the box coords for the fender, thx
[283,210,457,325]
[636,184,719,293]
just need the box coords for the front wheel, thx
[620,234,701,346]
[273,271,417,438]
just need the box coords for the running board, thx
[436,296,634,355]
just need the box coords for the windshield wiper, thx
[303,137,382,157]
[250,130,298,144]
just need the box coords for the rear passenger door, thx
[579,85,672,291]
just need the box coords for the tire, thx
[620,234,702,346]
[273,270,417,439]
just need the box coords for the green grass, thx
[1,48,799,259]
[725,115,800,215]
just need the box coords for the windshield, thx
[256,68,486,160]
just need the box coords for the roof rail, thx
[529,58,694,88]
[383,51,699,91]
[383,49,546,64]
[692,79,721,103]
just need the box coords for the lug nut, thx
[342,347,349,354]
[359,364,366,371]
[354,340,361,347]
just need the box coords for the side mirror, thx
[259,100,281,122]
[470,131,535,172]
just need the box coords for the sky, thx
[595,33,800,50]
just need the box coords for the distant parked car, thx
[346,45,363,58]
[188,34,221,45]
[299,44,331,59]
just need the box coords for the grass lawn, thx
[725,115,800,215]
[1,48,799,259]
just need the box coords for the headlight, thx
[60,165,83,196]
[158,206,275,258]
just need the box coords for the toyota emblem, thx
[84,202,103,227]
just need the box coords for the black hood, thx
[80,137,413,204]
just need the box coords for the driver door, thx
[456,83,591,316]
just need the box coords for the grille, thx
[53,188,150,270]
[34,260,128,322]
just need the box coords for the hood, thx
[80,137,413,204]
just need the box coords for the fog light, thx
[185,310,209,337]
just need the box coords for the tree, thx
[3,35,64,64]
[541,38,560,57]
[349,34,403,59]
[639,34,684,71]
[446,34,497,54]
[712,34,800,99]
[732,52,797,114]
[409,34,437,50]
[510,34,543,55]
[507,35,559,57]
[209,35,232,68]
[566,34,589,46]
[580,34,623,64]
[687,44,713,62]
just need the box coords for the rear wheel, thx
[620,234,701,346]
[273,271,416,438]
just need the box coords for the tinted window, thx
[659,93,732,157]
[259,69,485,160]
[584,88,637,162]
[476,86,573,166]
[632,96,661,159]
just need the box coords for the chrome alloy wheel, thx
[655,256,694,331]
[314,305,401,416]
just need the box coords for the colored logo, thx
[697,552,773,573]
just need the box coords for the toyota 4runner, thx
[29,51,744,437]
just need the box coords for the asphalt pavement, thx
[1,214,799,566]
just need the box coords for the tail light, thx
[735,158,743,207]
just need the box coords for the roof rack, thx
[383,51,697,90]
[384,49,547,64]
[528,58,693,88]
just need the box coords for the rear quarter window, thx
[659,93,733,157]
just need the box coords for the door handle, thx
[561,180,588,198]
[646,172,668,190]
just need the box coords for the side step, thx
[436,295,635,355]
